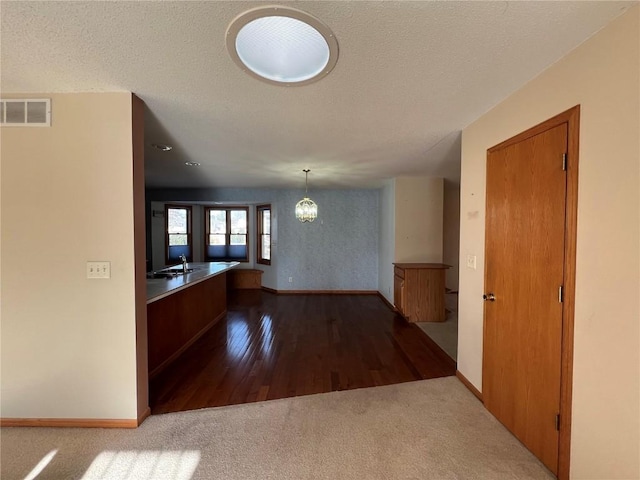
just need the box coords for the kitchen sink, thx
[161,267,194,274]
[147,267,194,279]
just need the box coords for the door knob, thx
[483,293,496,302]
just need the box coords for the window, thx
[165,205,192,264]
[257,204,271,265]
[205,207,249,262]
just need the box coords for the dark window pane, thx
[207,244,247,261]
[207,245,226,259]
[168,245,190,261]
[228,245,247,259]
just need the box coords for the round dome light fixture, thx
[226,6,339,86]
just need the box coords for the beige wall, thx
[442,180,460,291]
[394,176,443,263]
[1,93,139,419]
[458,7,639,479]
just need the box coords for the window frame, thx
[256,204,272,265]
[165,204,193,265]
[204,206,250,263]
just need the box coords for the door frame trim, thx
[485,105,580,480]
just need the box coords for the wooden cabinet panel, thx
[394,266,405,279]
[393,263,449,322]
[228,269,263,289]
[148,273,227,377]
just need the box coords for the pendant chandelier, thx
[295,169,318,223]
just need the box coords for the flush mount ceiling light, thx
[226,6,339,86]
[184,161,201,167]
[295,169,318,223]
[151,143,172,152]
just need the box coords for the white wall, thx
[458,7,639,479]
[1,93,139,419]
[378,179,395,303]
[394,176,443,263]
[443,180,460,291]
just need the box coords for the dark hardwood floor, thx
[149,291,456,414]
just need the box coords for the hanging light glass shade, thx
[295,169,318,222]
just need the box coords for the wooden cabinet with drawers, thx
[393,263,450,322]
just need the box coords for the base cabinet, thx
[147,273,227,377]
[393,263,449,322]
[227,269,263,289]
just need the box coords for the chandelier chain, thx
[303,168,310,195]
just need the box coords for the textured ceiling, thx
[1,1,634,188]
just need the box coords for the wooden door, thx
[483,123,568,474]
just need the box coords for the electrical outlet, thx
[466,255,477,270]
[288,276,293,283]
[87,261,111,279]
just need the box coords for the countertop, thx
[393,263,451,269]
[147,261,239,304]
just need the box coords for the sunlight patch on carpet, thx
[24,449,57,480]
[80,450,200,480]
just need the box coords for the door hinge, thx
[555,414,561,431]
[562,153,567,171]
[558,285,564,303]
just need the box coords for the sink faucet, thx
[179,254,187,273]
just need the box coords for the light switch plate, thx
[466,255,477,270]
[87,261,111,279]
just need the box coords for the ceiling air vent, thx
[0,99,51,126]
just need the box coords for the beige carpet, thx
[1,377,554,480]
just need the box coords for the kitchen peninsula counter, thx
[147,261,239,303]
[147,261,239,378]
